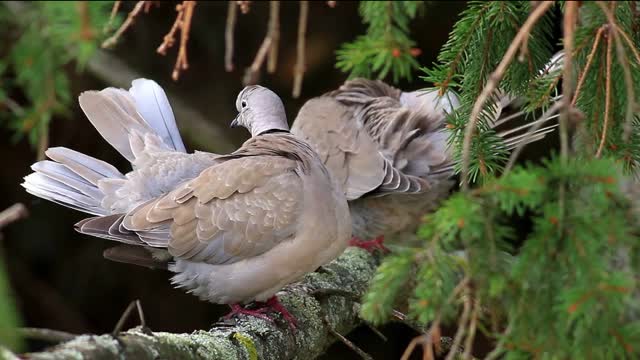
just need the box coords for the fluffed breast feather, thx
[123,155,303,265]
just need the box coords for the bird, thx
[290,78,557,251]
[22,79,351,328]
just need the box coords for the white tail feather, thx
[22,147,126,216]
[129,79,186,152]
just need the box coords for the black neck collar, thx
[257,128,290,136]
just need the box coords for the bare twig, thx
[16,328,77,343]
[103,0,122,34]
[462,299,479,360]
[560,0,577,162]
[460,0,554,190]
[77,1,94,41]
[293,1,309,98]
[225,1,237,72]
[444,290,472,360]
[400,320,440,360]
[243,36,272,86]
[325,316,374,360]
[596,2,639,143]
[572,26,606,106]
[237,1,251,14]
[596,25,613,158]
[0,204,28,231]
[612,22,640,65]
[157,1,197,81]
[267,1,280,74]
[102,1,148,49]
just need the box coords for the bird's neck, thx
[250,116,290,138]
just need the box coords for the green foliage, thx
[336,1,423,83]
[0,1,117,150]
[362,156,640,358]
[0,254,22,352]
[423,1,556,184]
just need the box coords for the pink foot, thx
[224,303,273,322]
[349,235,390,254]
[223,296,297,330]
[264,296,298,329]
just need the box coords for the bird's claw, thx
[349,236,390,254]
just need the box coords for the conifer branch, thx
[460,0,554,190]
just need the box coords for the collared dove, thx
[22,80,351,326]
[291,78,557,250]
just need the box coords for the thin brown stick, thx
[102,1,147,49]
[612,22,640,65]
[400,319,440,360]
[267,1,280,74]
[237,0,251,14]
[326,316,373,360]
[596,26,613,158]
[103,0,122,34]
[16,327,77,343]
[156,1,197,81]
[462,300,479,360]
[460,0,553,190]
[596,2,639,143]
[225,1,237,72]
[572,26,606,106]
[560,0,577,162]
[77,1,93,41]
[0,204,28,231]
[444,290,472,360]
[243,35,272,86]
[292,1,309,98]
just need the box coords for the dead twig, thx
[243,0,281,85]
[157,1,197,81]
[267,1,280,74]
[16,327,77,343]
[103,0,122,34]
[102,1,149,49]
[596,2,639,143]
[325,315,373,360]
[460,0,554,190]
[237,1,251,14]
[292,1,309,98]
[444,289,472,360]
[572,26,607,106]
[400,320,440,360]
[0,204,28,231]
[560,0,577,161]
[225,1,237,72]
[596,25,613,158]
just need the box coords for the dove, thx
[22,80,351,327]
[291,78,558,251]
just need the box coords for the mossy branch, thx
[11,248,379,360]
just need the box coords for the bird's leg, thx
[223,303,273,322]
[223,297,297,330]
[264,296,298,329]
[349,235,390,254]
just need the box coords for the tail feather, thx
[129,79,186,153]
[22,147,126,216]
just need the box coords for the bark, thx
[15,248,379,360]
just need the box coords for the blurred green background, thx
[0,1,467,357]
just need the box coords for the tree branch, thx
[13,248,380,360]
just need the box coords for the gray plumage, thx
[291,79,557,240]
[22,81,351,305]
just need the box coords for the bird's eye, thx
[241,100,247,108]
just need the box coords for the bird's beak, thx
[230,114,240,128]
